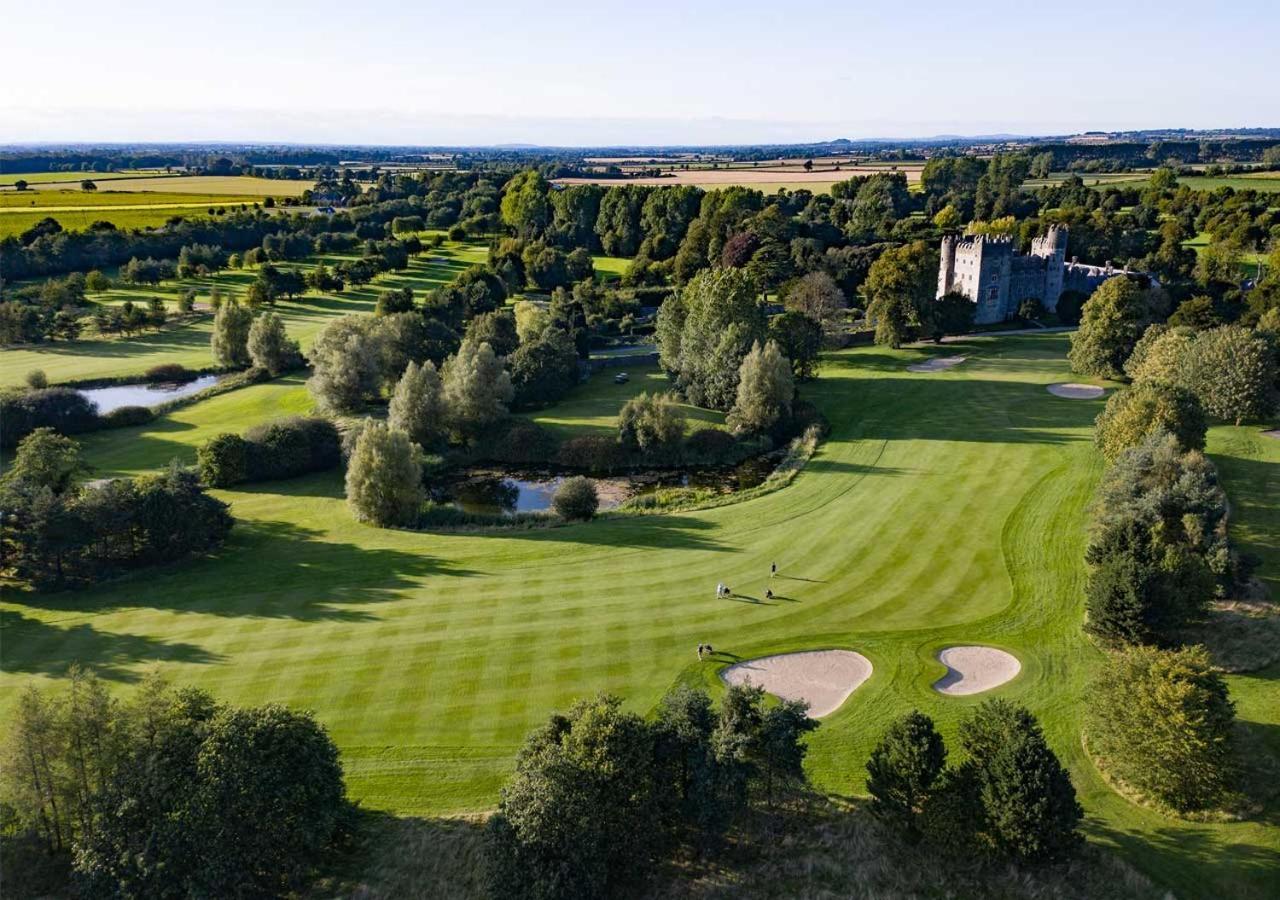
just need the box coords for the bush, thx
[481,418,559,465]
[197,433,250,487]
[25,369,48,389]
[0,387,100,449]
[101,405,155,428]
[555,434,629,473]
[242,417,342,482]
[144,362,193,383]
[682,428,740,465]
[553,476,599,520]
[618,392,686,456]
[1094,381,1206,462]
[1087,645,1236,812]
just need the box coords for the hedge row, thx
[197,417,341,487]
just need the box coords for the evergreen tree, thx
[866,710,947,839]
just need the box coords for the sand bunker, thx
[933,646,1021,695]
[721,650,872,717]
[1262,429,1280,440]
[1047,382,1106,400]
[907,356,967,374]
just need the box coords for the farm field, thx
[1,332,1276,899]
[554,165,919,193]
[0,206,266,239]
[6,174,317,196]
[1077,173,1280,193]
[0,174,318,237]
[0,170,175,188]
[0,190,264,210]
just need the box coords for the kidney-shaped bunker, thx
[720,649,872,717]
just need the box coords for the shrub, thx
[101,405,155,428]
[618,392,686,455]
[25,369,48,389]
[1094,381,1206,462]
[482,418,559,465]
[345,423,423,527]
[242,417,342,482]
[0,387,99,449]
[682,428,740,465]
[553,476,599,520]
[144,362,193,383]
[555,434,629,473]
[1087,645,1236,812]
[197,433,250,487]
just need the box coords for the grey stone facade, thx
[936,225,1130,324]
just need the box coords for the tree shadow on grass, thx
[0,609,225,682]
[1088,817,1280,900]
[503,513,727,553]
[12,518,481,624]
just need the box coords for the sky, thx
[3,0,1278,146]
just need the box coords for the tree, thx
[84,270,111,292]
[657,267,766,409]
[1068,277,1152,379]
[375,286,414,316]
[727,340,794,434]
[80,179,97,192]
[866,710,947,840]
[465,309,519,358]
[1094,381,1207,462]
[929,291,976,340]
[553,476,599,521]
[1087,645,1236,812]
[210,301,252,368]
[510,327,579,408]
[958,700,1082,863]
[500,170,551,238]
[485,694,664,900]
[932,204,962,230]
[441,340,514,441]
[247,311,301,376]
[864,241,939,348]
[388,360,445,449]
[1123,324,1196,383]
[25,369,48,389]
[756,699,818,804]
[2,428,85,495]
[784,271,847,333]
[513,300,550,344]
[1182,325,1278,425]
[307,316,386,414]
[344,422,423,527]
[617,392,686,454]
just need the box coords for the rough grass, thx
[323,794,1163,900]
[1,333,1277,899]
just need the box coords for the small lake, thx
[79,374,223,414]
[436,456,777,516]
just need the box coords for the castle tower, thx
[937,233,957,298]
[1031,224,1068,310]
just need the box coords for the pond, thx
[79,374,223,414]
[435,455,777,517]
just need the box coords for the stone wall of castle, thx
[936,225,1131,324]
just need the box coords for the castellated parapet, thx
[936,224,1136,324]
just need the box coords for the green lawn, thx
[1,332,1276,897]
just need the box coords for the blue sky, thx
[3,0,1277,145]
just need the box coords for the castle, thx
[936,225,1130,324]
